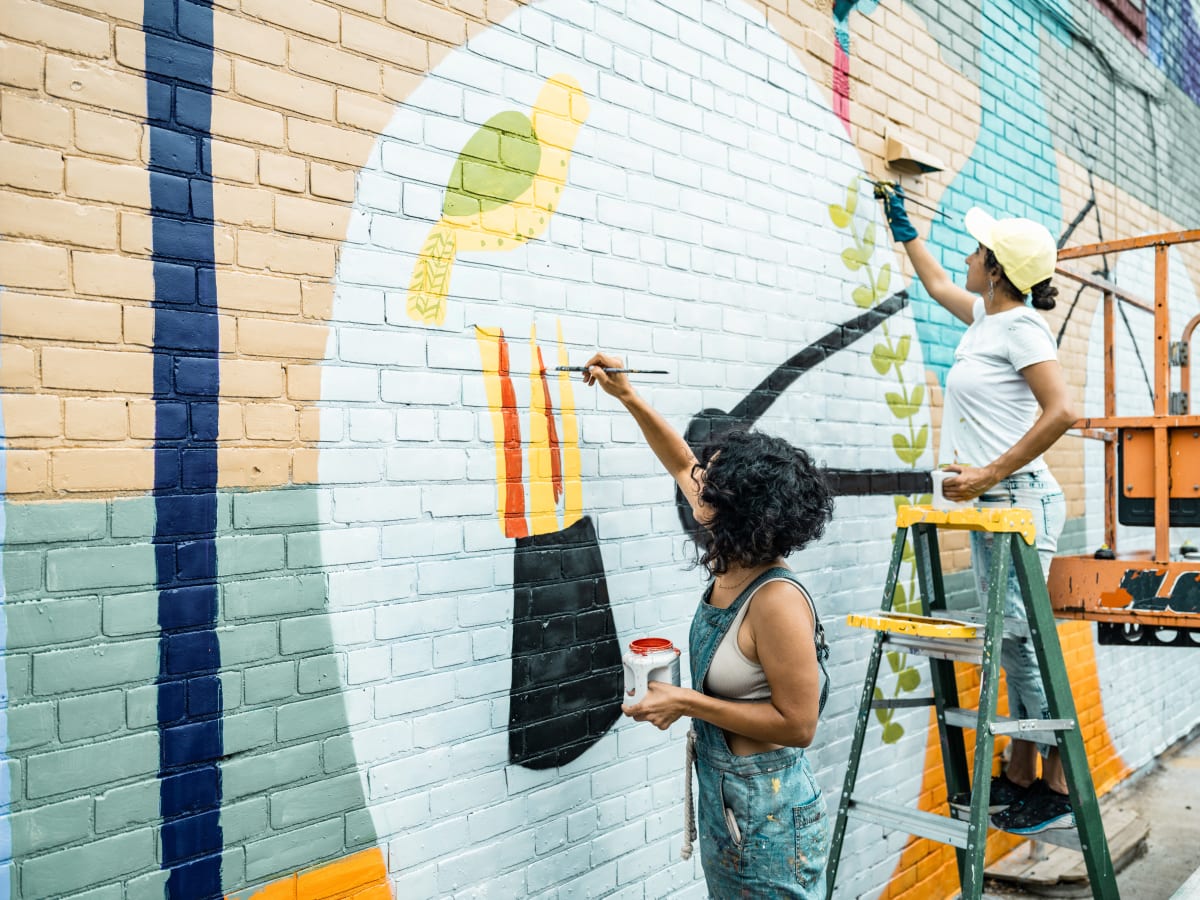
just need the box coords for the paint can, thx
[622,637,682,706]
[931,469,970,511]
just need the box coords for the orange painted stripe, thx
[497,332,528,539]
[476,327,529,538]
[228,848,390,900]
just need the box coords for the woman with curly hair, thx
[582,352,835,898]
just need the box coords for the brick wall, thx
[1,0,1199,897]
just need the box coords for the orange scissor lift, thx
[1048,229,1200,646]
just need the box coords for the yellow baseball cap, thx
[964,207,1057,294]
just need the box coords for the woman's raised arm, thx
[878,185,977,325]
[583,352,703,517]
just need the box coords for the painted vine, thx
[830,176,931,744]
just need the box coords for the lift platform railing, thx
[1048,229,1200,645]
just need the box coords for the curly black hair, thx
[690,430,834,576]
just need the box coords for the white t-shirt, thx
[939,298,1058,473]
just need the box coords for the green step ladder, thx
[825,505,1118,900]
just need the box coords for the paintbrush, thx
[555,366,669,375]
[865,178,951,220]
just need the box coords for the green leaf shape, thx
[841,246,867,271]
[871,342,894,375]
[882,721,905,743]
[886,385,925,420]
[845,177,859,217]
[444,111,540,217]
[829,204,852,228]
[893,582,907,611]
[863,222,876,254]
[895,335,911,365]
[917,493,933,506]
[852,284,876,308]
[913,424,929,453]
[877,263,891,295]
[886,650,903,673]
[893,427,927,465]
[897,667,921,692]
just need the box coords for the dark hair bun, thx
[1030,279,1058,310]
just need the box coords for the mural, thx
[0,0,1198,897]
[323,2,935,892]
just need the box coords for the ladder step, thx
[953,609,1032,639]
[871,696,936,710]
[848,611,980,638]
[944,707,1076,742]
[882,631,983,662]
[847,798,973,849]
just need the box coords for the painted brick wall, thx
[1,0,1199,898]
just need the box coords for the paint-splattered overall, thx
[687,568,830,898]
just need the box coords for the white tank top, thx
[704,577,815,701]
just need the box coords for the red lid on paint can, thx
[630,637,675,655]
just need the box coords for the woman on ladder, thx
[877,184,1077,834]
[581,352,835,897]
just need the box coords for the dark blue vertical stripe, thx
[144,1,223,897]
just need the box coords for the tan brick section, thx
[1,5,155,496]
[0,143,65,193]
[1,94,72,147]
[64,398,130,441]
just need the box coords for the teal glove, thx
[874,182,918,243]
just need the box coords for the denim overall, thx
[685,568,830,898]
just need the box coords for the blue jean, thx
[970,470,1066,753]
[688,568,828,898]
[694,732,827,897]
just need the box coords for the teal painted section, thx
[833,0,880,52]
[1,498,161,898]
[0,489,378,896]
[911,0,1072,381]
[216,486,378,893]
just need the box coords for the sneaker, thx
[991,780,1075,834]
[949,774,1030,818]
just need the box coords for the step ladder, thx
[825,505,1118,900]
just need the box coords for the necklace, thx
[715,567,759,591]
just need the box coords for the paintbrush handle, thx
[866,179,948,218]
[555,367,669,374]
